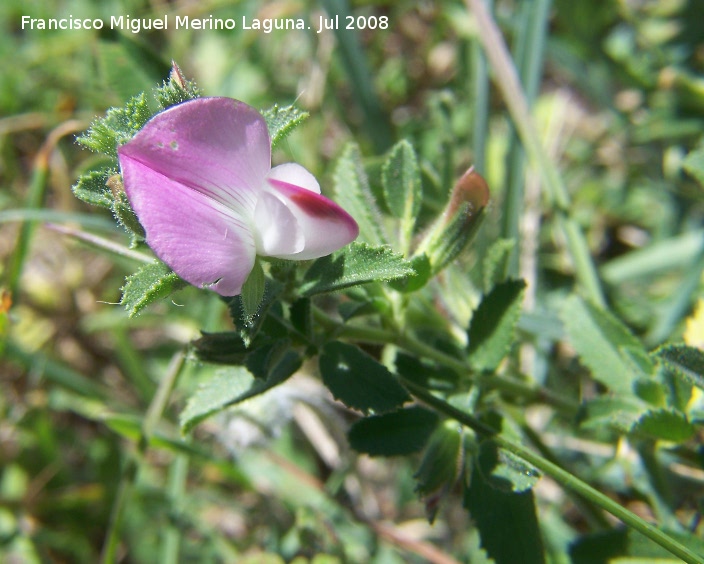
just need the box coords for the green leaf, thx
[120,261,186,317]
[332,143,387,245]
[319,342,411,414]
[112,191,145,238]
[577,396,647,433]
[654,344,704,391]
[560,295,651,393]
[347,406,439,456]
[382,139,421,219]
[261,104,309,149]
[72,169,116,209]
[465,449,545,564]
[388,253,432,293]
[468,279,526,372]
[227,280,283,347]
[240,260,266,322]
[300,242,415,296]
[381,139,421,252]
[482,238,515,292]
[683,142,704,188]
[154,62,201,110]
[476,440,540,494]
[180,358,299,434]
[571,527,704,563]
[77,92,152,160]
[632,408,695,442]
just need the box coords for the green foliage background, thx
[2,0,704,562]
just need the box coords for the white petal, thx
[260,178,359,260]
[253,190,304,256]
[268,163,320,194]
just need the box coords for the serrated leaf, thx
[482,238,515,292]
[72,169,116,208]
[382,139,421,219]
[227,280,283,347]
[633,408,695,442]
[240,260,266,321]
[476,440,540,494]
[180,362,298,434]
[319,342,411,414]
[382,140,421,253]
[333,143,387,245]
[77,92,152,160]
[300,242,414,296]
[465,448,545,564]
[154,62,201,109]
[347,406,439,456]
[112,192,145,238]
[261,104,309,149]
[654,344,704,391]
[468,279,526,372]
[120,261,186,317]
[388,253,432,293]
[577,396,647,433]
[560,295,649,393]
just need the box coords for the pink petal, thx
[118,97,270,218]
[260,178,359,260]
[119,150,256,297]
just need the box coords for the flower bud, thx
[416,167,489,274]
[414,420,465,523]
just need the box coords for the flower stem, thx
[402,379,704,564]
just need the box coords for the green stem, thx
[313,308,577,414]
[160,447,190,564]
[403,379,704,564]
[464,0,606,306]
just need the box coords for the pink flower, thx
[117,97,358,296]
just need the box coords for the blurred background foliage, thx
[1,0,704,562]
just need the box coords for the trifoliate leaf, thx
[261,104,309,149]
[347,406,439,456]
[300,242,415,296]
[120,261,186,317]
[319,341,410,414]
[468,279,526,372]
